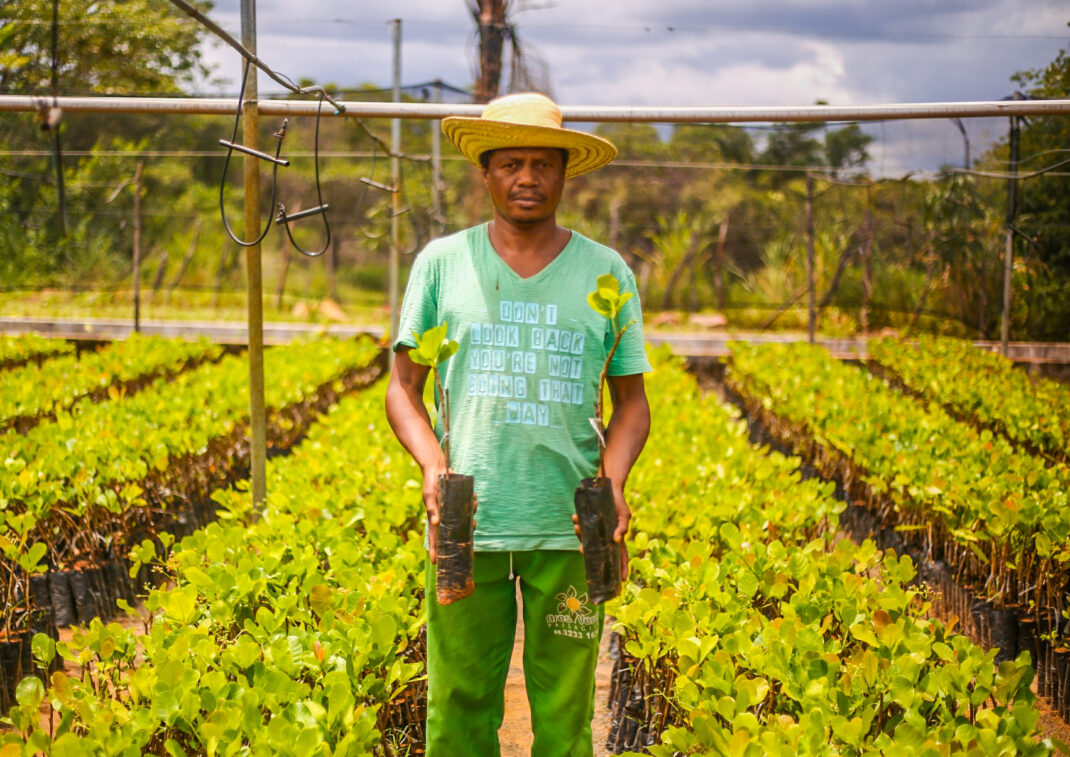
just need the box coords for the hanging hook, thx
[274,92,332,257]
[218,59,289,248]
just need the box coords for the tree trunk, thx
[168,221,201,300]
[132,161,143,333]
[662,237,701,311]
[473,0,507,103]
[817,245,853,310]
[860,192,872,333]
[714,215,729,312]
[328,236,339,302]
[151,251,169,297]
[276,229,293,311]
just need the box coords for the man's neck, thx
[487,215,571,279]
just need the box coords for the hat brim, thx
[442,117,617,179]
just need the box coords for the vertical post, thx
[241,0,267,506]
[389,19,402,361]
[861,184,872,333]
[50,0,67,237]
[1001,115,1019,357]
[431,79,443,235]
[806,172,815,344]
[132,160,144,333]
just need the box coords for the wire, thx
[7,14,1067,41]
[1,79,472,100]
[164,0,346,114]
[218,60,286,247]
[948,157,1070,180]
[275,92,331,257]
[985,147,1070,166]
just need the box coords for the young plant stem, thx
[594,319,631,478]
[433,367,450,472]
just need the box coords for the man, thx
[384,92,651,756]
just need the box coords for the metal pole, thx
[132,160,143,333]
[806,172,815,344]
[241,0,267,506]
[1001,115,1019,357]
[5,95,1070,122]
[389,19,402,362]
[431,79,443,234]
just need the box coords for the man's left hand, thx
[571,484,630,583]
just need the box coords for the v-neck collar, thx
[478,222,578,285]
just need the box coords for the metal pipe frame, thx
[2,96,1070,122]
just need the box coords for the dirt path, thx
[498,594,613,756]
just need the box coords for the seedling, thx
[575,273,636,604]
[409,322,475,605]
[587,273,637,475]
[409,322,460,470]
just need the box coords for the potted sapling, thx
[575,273,636,605]
[410,322,475,605]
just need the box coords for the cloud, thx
[188,0,1068,172]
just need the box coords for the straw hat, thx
[442,92,617,179]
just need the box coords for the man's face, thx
[481,147,566,227]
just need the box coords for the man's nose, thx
[516,162,538,185]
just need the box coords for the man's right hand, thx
[423,463,447,564]
[422,464,478,564]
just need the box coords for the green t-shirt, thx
[393,222,652,551]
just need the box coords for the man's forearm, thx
[602,391,650,489]
[385,374,446,474]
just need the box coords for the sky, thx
[195,0,1070,174]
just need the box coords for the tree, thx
[761,121,825,169]
[825,123,873,177]
[670,124,754,164]
[0,0,213,96]
[467,0,551,103]
[981,43,1070,339]
[0,0,215,276]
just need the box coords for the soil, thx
[499,587,612,756]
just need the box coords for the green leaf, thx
[31,633,56,667]
[587,291,613,318]
[410,323,458,369]
[15,676,44,710]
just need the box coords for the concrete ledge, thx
[0,317,384,345]
[1,318,1067,364]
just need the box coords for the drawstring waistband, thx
[508,552,515,580]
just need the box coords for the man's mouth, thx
[511,194,544,204]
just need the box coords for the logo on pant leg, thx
[545,585,599,640]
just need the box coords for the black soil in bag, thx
[48,570,78,627]
[574,477,621,605]
[436,474,475,605]
[990,606,1019,664]
[0,632,33,699]
[28,574,53,635]
[69,568,99,625]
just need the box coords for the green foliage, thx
[587,273,633,323]
[0,335,74,367]
[0,0,213,95]
[870,335,1070,461]
[727,340,1070,610]
[671,124,754,164]
[0,334,221,429]
[408,323,459,369]
[0,337,380,577]
[1,380,425,755]
[613,351,1048,755]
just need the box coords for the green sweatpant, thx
[425,550,605,757]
